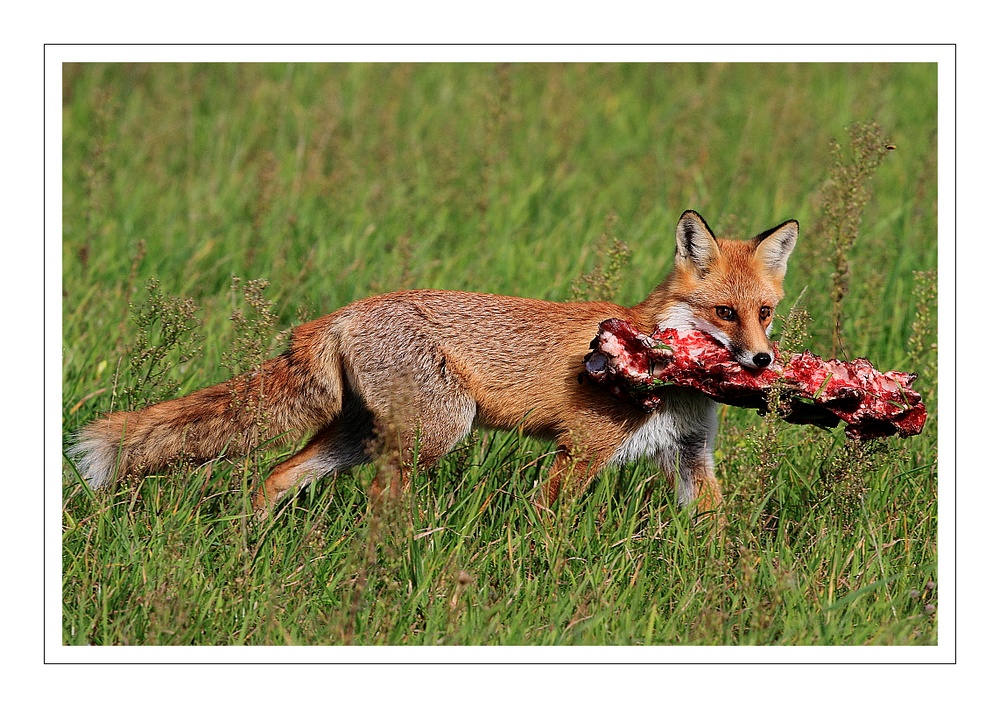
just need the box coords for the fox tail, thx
[68,319,344,489]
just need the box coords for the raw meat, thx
[582,318,927,439]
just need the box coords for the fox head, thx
[656,210,798,370]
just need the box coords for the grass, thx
[61,62,938,647]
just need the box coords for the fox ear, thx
[752,220,798,278]
[675,210,721,275]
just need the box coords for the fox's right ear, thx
[674,210,721,276]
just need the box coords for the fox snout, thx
[749,350,773,369]
[729,343,775,370]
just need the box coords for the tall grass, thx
[61,63,938,646]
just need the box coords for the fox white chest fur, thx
[609,388,719,506]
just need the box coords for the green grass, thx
[61,62,938,646]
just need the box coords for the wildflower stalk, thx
[819,121,893,357]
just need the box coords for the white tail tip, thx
[67,432,119,490]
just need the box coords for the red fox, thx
[70,211,797,518]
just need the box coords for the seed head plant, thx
[122,278,202,409]
[819,121,893,357]
[908,269,938,397]
[569,211,633,303]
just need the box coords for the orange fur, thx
[70,211,797,520]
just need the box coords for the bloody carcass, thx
[582,318,927,439]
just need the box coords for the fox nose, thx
[752,352,772,368]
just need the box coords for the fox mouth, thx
[731,348,774,370]
[695,334,773,371]
[691,331,774,371]
[694,326,774,371]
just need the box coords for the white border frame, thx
[44,44,956,666]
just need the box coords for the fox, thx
[69,210,797,519]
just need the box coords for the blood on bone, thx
[583,318,927,439]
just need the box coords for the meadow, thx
[61,62,939,646]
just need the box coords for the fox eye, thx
[759,306,772,321]
[715,306,736,321]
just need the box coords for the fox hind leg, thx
[254,391,479,516]
[347,348,479,503]
[253,397,375,517]
[366,393,477,502]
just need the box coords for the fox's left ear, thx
[752,220,798,278]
